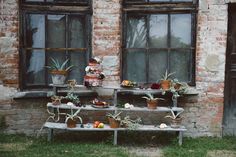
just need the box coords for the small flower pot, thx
[108,117,120,128]
[66,118,77,128]
[170,118,182,128]
[147,100,158,109]
[161,80,171,90]
[51,70,67,85]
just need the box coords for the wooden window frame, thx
[19,0,92,89]
[122,0,198,86]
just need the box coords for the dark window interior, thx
[123,0,198,85]
[20,0,91,89]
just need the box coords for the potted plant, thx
[120,116,142,130]
[142,93,164,109]
[106,112,122,128]
[65,92,80,106]
[160,70,175,90]
[51,95,64,105]
[45,58,73,85]
[65,108,83,128]
[165,109,183,128]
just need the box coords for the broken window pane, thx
[149,14,168,48]
[126,16,147,48]
[124,50,147,82]
[148,50,168,82]
[171,14,191,48]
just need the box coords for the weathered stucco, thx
[0,0,229,136]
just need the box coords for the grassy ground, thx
[0,133,236,157]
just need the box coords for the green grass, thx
[163,137,236,157]
[1,133,236,157]
[0,134,130,157]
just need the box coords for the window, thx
[123,0,198,85]
[20,0,91,88]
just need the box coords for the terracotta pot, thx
[51,70,67,85]
[66,118,77,128]
[147,100,158,109]
[170,118,182,128]
[108,117,120,128]
[161,80,171,90]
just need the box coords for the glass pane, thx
[47,51,67,83]
[148,50,168,82]
[170,50,191,82]
[149,14,168,48]
[27,14,45,48]
[125,0,147,2]
[68,52,86,84]
[47,15,66,48]
[172,0,192,1]
[25,0,44,1]
[126,16,147,48]
[26,50,45,84]
[123,50,146,82]
[69,16,85,48]
[47,0,87,2]
[171,14,191,48]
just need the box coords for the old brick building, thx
[0,0,235,137]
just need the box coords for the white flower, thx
[159,123,168,129]
[67,102,74,106]
[85,66,90,72]
[124,103,134,109]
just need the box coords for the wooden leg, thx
[178,131,183,146]
[113,130,118,145]
[47,128,53,142]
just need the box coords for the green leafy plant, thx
[165,109,183,120]
[121,116,142,130]
[106,112,122,121]
[142,93,164,101]
[45,58,73,72]
[65,108,83,124]
[161,70,175,81]
[65,93,80,104]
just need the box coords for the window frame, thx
[122,0,198,86]
[19,0,92,89]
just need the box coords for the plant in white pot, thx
[45,58,73,85]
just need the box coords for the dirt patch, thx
[0,141,32,152]
[126,146,163,157]
[207,150,236,157]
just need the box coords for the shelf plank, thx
[47,103,184,112]
[44,122,187,131]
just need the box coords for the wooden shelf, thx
[47,103,184,112]
[44,122,187,132]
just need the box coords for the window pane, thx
[150,0,170,2]
[26,50,45,85]
[126,16,147,48]
[149,14,168,48]
[170,50,191,82]
[125,0,147,2]
[148,50,168,82]
[47,15,66,48]
[171,14,191,48]
[25,0,43,2]
[68,52,86,84]
[69,16,85,48]
[123,50,146,82]
[172,0,192,1]
[27,14,45,48]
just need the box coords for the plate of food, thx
[91,98,109,108]
[121,80,137,88]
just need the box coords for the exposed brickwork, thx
[0,0,19,88]
[0,0,230,137]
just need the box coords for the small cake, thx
[84,57,105,87]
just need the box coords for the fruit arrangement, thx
[121,80,136,87]
[91,98,109,108]
[93,121,104,128]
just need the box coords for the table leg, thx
[113,130,118,145]
[178,131,183,146]
[48,128,53,142]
